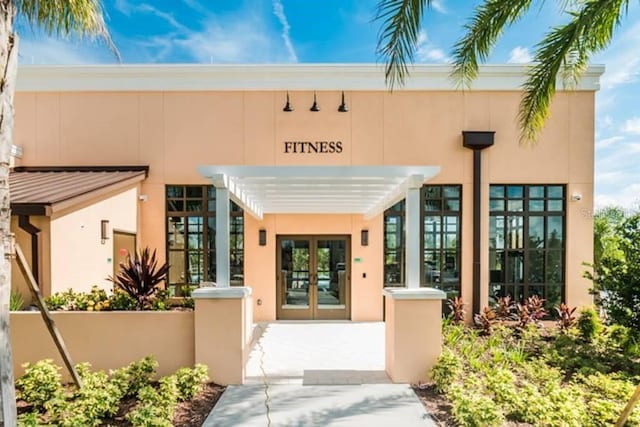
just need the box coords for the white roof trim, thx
[198,165,440,219]
[16,64,605,92]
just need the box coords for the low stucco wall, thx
[10,311,194,381]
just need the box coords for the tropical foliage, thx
[107,247,170,310]
[434,311,640,426]
[376,0,630,141]
[587,212,640,334]
[15,356,209,426]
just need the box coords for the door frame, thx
[276,234,351,320]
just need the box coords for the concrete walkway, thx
[204,384,436,426]
[204,322,436,426]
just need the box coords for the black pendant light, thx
[283,92,294,112]
[338,91,348,112]
[310,92,320,112]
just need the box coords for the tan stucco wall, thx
[49,187,139,294]
[10,311,194,381]
[13,89,596,315]
[385,296,443,383]
[194,294,253,385]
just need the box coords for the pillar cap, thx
[192,286,252,299]
[383,287,446,300]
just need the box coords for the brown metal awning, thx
[10,166,148,216]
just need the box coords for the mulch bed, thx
[413,383,458,426]
[172,383,226,427]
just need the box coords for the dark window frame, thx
[165,185,244,295]
[383,184,462,299]
[420,185,462,297]
[488,184,566,309]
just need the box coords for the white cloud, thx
[114,0,132,16]
[597,20,640,89]
[18,37,113,64]
[173,15,291,63]
[272,0,298,63]
[415,30,450,63]
[432,0,447,14]
[596,135,623,149]
[623,117,640,135]
[137,4,189,33]
[508,46,532,63]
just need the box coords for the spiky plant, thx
[555,302,578,332]
[108,248,169,310]
[447,296,466,324]
[495,295,516,321]
[474,306,497,335]
[377,0,629,142]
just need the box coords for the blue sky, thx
[16,0,640,211]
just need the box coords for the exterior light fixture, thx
[571,192,582,201]
[259,229,267,246]
[361,229,369,246]
[310,92,320,112]
[338,91,349,112]
[283,92,294,112]
[100,219,110,244]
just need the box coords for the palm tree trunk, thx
[0,0,17,424]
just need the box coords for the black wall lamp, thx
[361,229,369,246]
[259,229,267,246]
[101,219,110,245]
[338,91,349,112]
[310,91,320,112]
[283,92,294,112]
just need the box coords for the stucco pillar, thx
[215,188,230,287]
[193,287,253,385]
[405,186,421,288]
[383,287,445,383]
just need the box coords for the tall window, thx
[384,200,405,286]
[383,185,462,299]
[489,185,565,309]
[422,185,462,298]
[166,185,244,295]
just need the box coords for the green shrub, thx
[17,411,42,427]
[108,288,138,310]
[174,364,209,401]
[51,363,123,427]
[110,356,159,398]
[431,349,463,393]
[16,359,63,409]
[10,291,25,311]
[127,375,180,427]
[577,372,640,426]
[449,383,504,427]
[577,307,603,342]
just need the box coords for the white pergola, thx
[198,166,440,289]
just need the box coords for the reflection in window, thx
[383,185,462,299]
[489,185,565,311]
[166,185,244,295]
[384,201,405,286]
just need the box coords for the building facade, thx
[10,64,603,321]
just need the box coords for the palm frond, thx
[16,0,120,60]
[375,0,430,89]
[451,0,534,88]
[520,0,628,143]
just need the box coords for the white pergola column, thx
[405,186,421,289]
[216,187,230,288]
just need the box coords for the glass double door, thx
[276,235,350,320]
